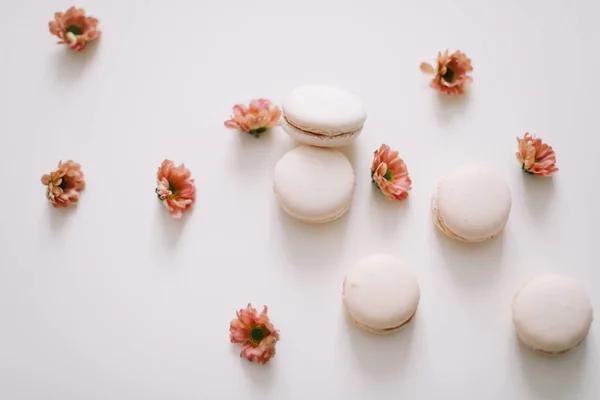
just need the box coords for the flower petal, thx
[419,62,434,75]
[224,120,240,129]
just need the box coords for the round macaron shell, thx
[282,85,367,136]
[274,145,355,223]
[512,275,593,354]
[436,164,511,241]
[343,254,420,332]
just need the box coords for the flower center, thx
[58,178,68,189]
[383,169,393,182]
[248,127,267,137]
[442,66,455,83]
[522,165,534,174]
[249,325,269,346]
[155,182,177,200]
[65,25,84,36]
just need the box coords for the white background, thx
[0,0,598,399]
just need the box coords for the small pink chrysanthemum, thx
[224,99,281,137]
[516,133,559,177]
[41,160,85,208]
[230,304,280,364]
[155,160,196,219]
[49,7,100,52]
[371,144,412,201]
[420,50,473,96]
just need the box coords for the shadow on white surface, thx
[433,226,505,286]
[51,41,99,82]
[276,206,350,269]
[241,359,277,390]
[369,185,411,233]
[45,202,78,232]
[154,202,191,248]
[344,311,416,376]
[520,174,556,220]
[433,91,470,124]
[229,344,277,390]
[516,336,589,400]
[233,127,289,171]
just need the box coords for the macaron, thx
[342,254,420,334]
[273,145,355,223]
[431,164,511,242]
[512,275,593,355]
[281,85,367,147]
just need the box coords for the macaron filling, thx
[275,190,351,224]
[348,308,417,333]
[516,332,586,356]
[283,116,362,139]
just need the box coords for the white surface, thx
[282,85,366,135]
[0,0,599,399]
[434,164,512,241]
[274,146,355,223]
[512,275,593,354]
[343,254,420,331]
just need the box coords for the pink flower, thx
[230,304,280,364]
[420,50,473,96]
[371,144,412,201]
[41,160,85,208]
[224,99,281,137]
[516,133,559,177]
[155,160,196,219]
[49,7,100,52]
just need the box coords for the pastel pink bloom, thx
[41,160,85,208]
[230,304,280,364]
[516,133,559,177]
[420,50,473,96]
[371,144,412,201]
[49,7,100,52]
[224,99,281,137]
[155,160,196,219]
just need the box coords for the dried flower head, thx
[230,304,280,364]
[156,160,196,219]
[41,160,85,208]
[49,7,100,52]
[371,144,412,201]
[420,50,473,96]
[224,99,281,137]
[516,133,558,177]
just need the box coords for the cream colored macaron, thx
[273,145,355,223]
[343,254,420,334]
[512,275,593,355]
[281,85,366,147]
[432,164,511,242]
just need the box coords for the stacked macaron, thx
[273,85,366,223]
[281,85,367,147]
